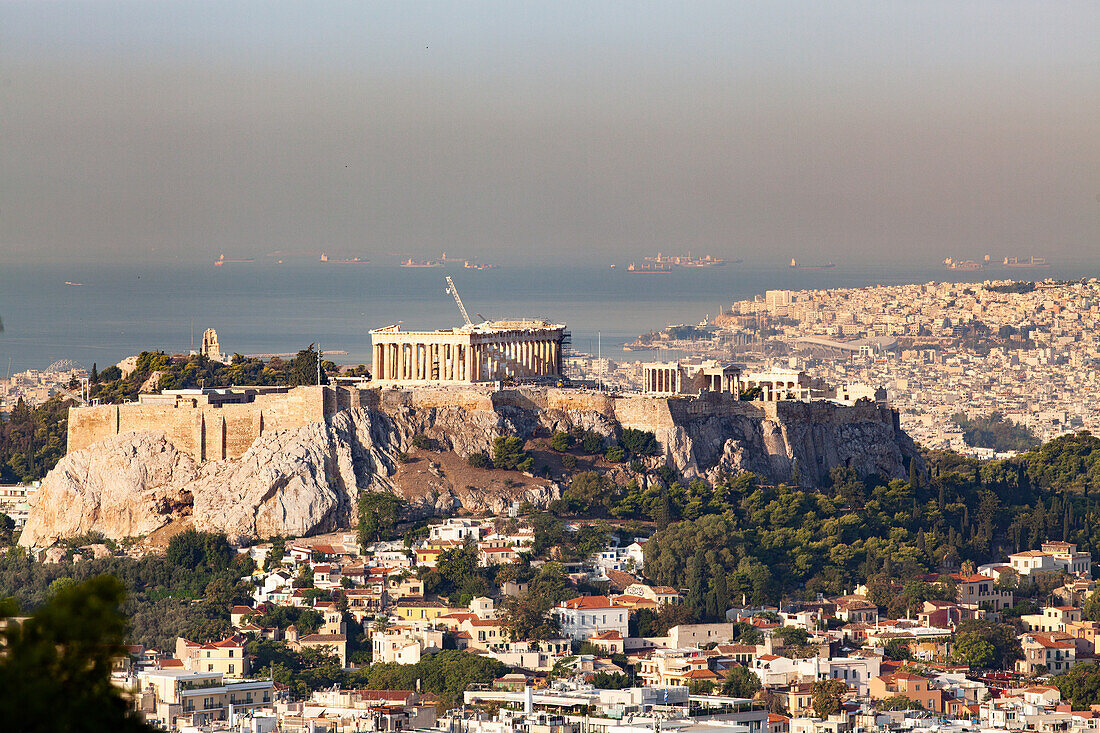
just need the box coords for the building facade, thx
[552,596,629,641]
[641,360,742,397]
[370,320,566,385]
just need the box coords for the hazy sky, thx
[1,1,1097,267]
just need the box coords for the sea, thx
[0,259,1097,374]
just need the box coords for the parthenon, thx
[370,320,567,385]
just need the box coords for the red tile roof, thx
[560,596,615,609]
[591,631,623,640]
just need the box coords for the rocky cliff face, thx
[20,391,919,547]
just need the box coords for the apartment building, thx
[137,668,273,728]
[175,635,248,678]
[552,596,629,641]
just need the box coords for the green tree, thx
[1084,591,1100,623]
[358,493,404,545]
[773,626,810,647]
[290,344,327,386]
[0,575,156,732]
[953,411,1039,452]
[722,665,762,698]
[500,562,574,641]
[952,620,1022,670]
[811,679,848,718]
[581,432,604,454]
[492,436,534,472]
[166,529,233,572]
[592,671,631,689]
[1051,662,1100,708]
[550,431,573,452]
[0,513,15,546]
[563,472,614,515]
[884,638,912,661]
[621,429,659,456]
[436,545,479,592]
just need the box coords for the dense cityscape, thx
[1,273,1100,731]
[3,2,1099,732]
[585,278,1100,453]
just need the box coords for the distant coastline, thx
[2,260,1096,374]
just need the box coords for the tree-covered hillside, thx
[954,410,1039,452]
[643,431,1100,614]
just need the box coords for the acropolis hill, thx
[23,382,919,548]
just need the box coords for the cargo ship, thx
[214,254,255,266]
[1003,256,1049,268]
[463,261,496,270]
[789,258,835,269]
[628,262,672,274]
[644,252,727,267]
[943,257,983,271]
[400,258,443,268]
[320,253,369,264]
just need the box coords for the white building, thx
[429,518,488,543]
[137,668,274,729]
[1010,542,1092,578]
[552,596,629,641]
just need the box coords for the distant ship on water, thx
[943,257,984,271]
[320,252,369,264]
[214,254,255,266]
[628,262,672,274]
[1003,256,1049,268]
[645,252,727,267]
[400,258,443,268]
[789,258,835,269]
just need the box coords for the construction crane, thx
[444,276,474,327]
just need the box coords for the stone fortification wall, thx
[365,385,496,412]
[33,383,916,547]
[67,383,905,485]
[67,386,334,462]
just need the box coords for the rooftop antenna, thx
[444,276,474,327]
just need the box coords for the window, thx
[228,650,234,658]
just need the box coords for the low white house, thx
[552,596,629,641]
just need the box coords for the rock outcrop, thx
[20,432,198,546]
[21,388,919,547]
